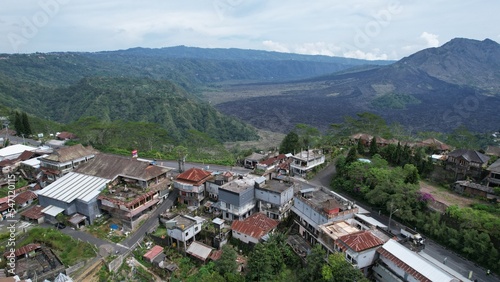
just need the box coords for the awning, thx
[42,205,65,217]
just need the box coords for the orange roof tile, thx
[176,167,212,186]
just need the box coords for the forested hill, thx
[0,46,391,143]
[49,77,257,142]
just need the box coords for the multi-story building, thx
[39,144,96,185]
[291,186,358,244]
[290,149,325,177]
[161,214,205,250]
[254,178,294,220]
[216,175,258,221]
[174,167,212,207]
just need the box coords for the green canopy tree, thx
[321,253,368,282]
[21,112,32,135]
[214,245,238,278]
[279,131,300,154]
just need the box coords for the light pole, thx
[387,203,399,233]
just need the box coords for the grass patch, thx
[86,218,127,243]
[18,227,96,266]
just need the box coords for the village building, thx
[231,212,279,245]
[78,154,172,229]
[243,152,267,169]
[174,167,212,207]
[143,245,165,264]
[291,186,358,245]
[215,174,259,221]
[373,239,463,282]
[37,172,109,224]
[486,158,500,188]
[186,241,215,262]
[290,149,325,177]
[39,144,96,185]
[445,149,490,179]
[161,214,205,251]
[0,144,37,161]
[254,178,294,220]
[335,230,385,272]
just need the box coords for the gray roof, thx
[38,172,109,203]
[186,241,213,261]
[75,153,170,181]
[380,240,456,282]
[487,158,500,173]
[448,149,489,164]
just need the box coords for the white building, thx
[0,144,36,161]
[231,212,278,244]
[255,178,294,220]
[374,239,463,282]
[163,214,205,250]
[291,186,358,244]
[290,149,325,177]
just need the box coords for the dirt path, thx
[419,181,476,208]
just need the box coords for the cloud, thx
[262,40,290,53]
[343,49,388,60]
[420,32,439,47]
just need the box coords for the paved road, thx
[122,189,178,248]
[309,159,499,282]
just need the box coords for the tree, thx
[369,136,378,156]
[14,112,24,135]
[300,244,327,282]
[403,164,420,184]
[345,147,358,164]
[321,253,368,282]
[279,131,300,154]
[356,138,364,155]
[246,243,274,281]
[21,112,32,136]
[214,245,238,277]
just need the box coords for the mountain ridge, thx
[215,37,500,133]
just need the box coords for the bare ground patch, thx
[224,129,285,151]
[420,181,477,208]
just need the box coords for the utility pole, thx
[388,202,399,233]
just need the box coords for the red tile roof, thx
[14,190,37,204]
[56,131,77,140]
[377,247,432,282]
[231,213,278,240]
[143,245,163,261]
[337,230,384,252]
[176,167,212,186]
[20,205,44,220]
[3,243,40,258]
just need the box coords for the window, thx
[185,232,189,236]
[195,227,199,231]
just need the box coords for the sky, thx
[1,0,499,60]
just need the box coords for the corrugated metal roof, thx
[42,205,65,216]
[143,245,163,261]
[231,213,278,240]
[337,230,384,252]
[379,239,456,282]
[186,241,213,261]
[355,214,387,228]
[38,172,109,203]
[0,144,36,158]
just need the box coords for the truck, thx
[400,227,425,245]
